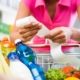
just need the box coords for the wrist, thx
[70,28,80,42]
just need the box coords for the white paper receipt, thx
[16,16,50,37]
[16,16,66,61]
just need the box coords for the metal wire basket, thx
[35,45,80,71]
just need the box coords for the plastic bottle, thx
[16,54,46,80]
[28,62,46,80]
[15,39,46,80]
[8,52,34,80]
[15,39,36,63]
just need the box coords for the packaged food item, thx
[8,52,34,80]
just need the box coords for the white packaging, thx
[10,59,34,80]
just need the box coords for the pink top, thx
[22,0,80,53]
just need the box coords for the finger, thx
[22,29,38,38]
[19,24,41,34]
[29,24,41,30]
[52,38,66,43]
[52,33,65,41]
[19,28,27,34]
[19,27,40,34]
[45,29,62,39]
[22,36,33,42]
[21,23,33,28]
[23,23,41,29]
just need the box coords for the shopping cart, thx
[30,44,80,71]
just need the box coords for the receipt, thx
[16,16,69,60]
[16,16,80,65]
[16,16,50,37]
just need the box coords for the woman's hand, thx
[11,23,41,42]
[45,27,72,44]
[19,23,41,42]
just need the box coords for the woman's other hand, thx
[45,27,72,44]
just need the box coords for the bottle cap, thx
[15,39,22,44]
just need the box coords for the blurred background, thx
[0,0,20,39]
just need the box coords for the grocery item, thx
[65,77,79,80]
[0,52,11,74]
[15,39,36,63]
[0,40,1,53]
[15,39,46,80]
[45,66,80,80]
[45,68,66,80]
[1,37,15,57]
[8,52,34,80]
[62,66,76,74]
[16,55,46,80]
[73,71,80,79]
[0,59,6,74]
[0,37,15,65]
[62,66,80,79]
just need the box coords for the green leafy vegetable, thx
[45,69,66,80]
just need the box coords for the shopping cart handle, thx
[62,44,80,47]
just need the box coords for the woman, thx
[11,0,80,52]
